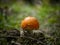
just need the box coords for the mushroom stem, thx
[23,30,33,37]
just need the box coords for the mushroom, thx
[20,16,39,36]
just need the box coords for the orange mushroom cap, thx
[21,16,39,30]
